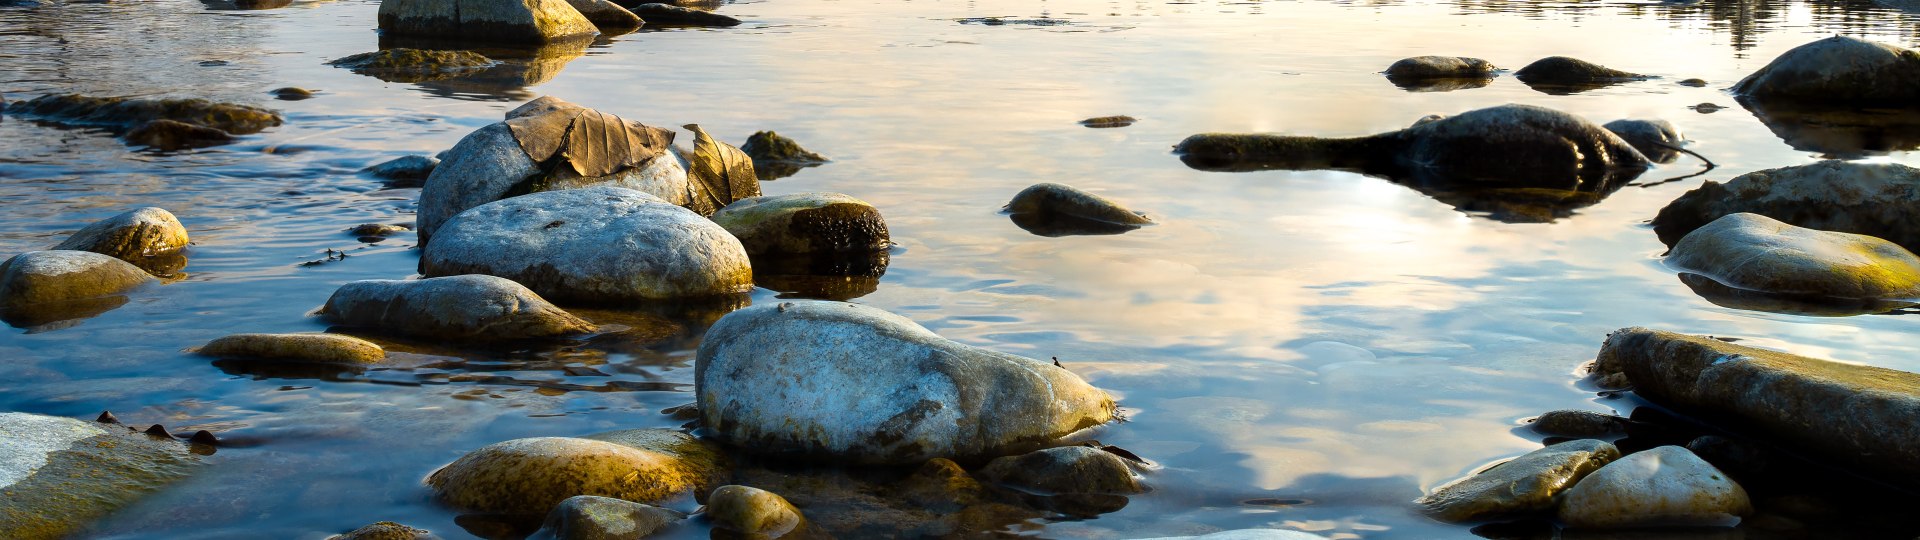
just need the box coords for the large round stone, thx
[0,413,200,540]
[321,275,595,340]
[421,187,752,304]
[428,430,726,515]
[1558,446,1752,528]
[1666,212,1920,300]
[51,207,190,274]
[1732,35,1920,103]
[695,300,1116,464]
[1652,160,1920,253]
[0,250,155,327]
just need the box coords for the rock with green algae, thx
[0,250,155,328]
[696,300,1117,465]
[197,333,386,363]
[326,521,440,540]
[1557,446,1751,528]
[428,429,726,515]
[4,93,282,136]
[710,193,889,255]
[1416,439,1620,522]
[1666,213,1920,301]
[1594,327,1920,485]
[0,412,201,540]
[528,495,684,540]
[705,485,812,539]
[1652,160,1920,253]
[420,187,753,303]
[52,207,190,275]
[320,275,596,340]
[377,0,600,44]
[977,446,1144,495]
[327,49,495,83]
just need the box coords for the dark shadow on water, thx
[1179,153,1643,224]
[0,294,131,332]
[1009,211,1147,236]
[198,0,294,10]
[1737,96,1920,159]
[751,251,889,301]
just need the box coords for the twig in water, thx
[1632,142,1718,188]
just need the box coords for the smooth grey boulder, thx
[1558,446,1751,528]
[1594,327,1920,484]
[695,301,1117,464]
[1731,36,1920,103]
[977,446,1144,495]
[321,275,596,340]
[1416,439,1620,522]
[416,98,698,243]
[1652,160,1920,253]
[1666,213,1920,301]
[364,155,440,187]
[1602,119,1685,164]
[377,0,600,44]
[0,250,155,328]
[421,187,752,303]
[709,192,889,254]
[0,413,200,540]
[705,485,806,538]
[429,429,726,515]
[528,495,685,540]
[1006,183,1154,237]
[51,207,190,275]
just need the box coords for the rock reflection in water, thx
[750,251,889,301]
[1738,97,1920,158]
[1677,273,1919,317]
[376,35,599,101]
[0,293,131,332]
[1386,75,1493,93]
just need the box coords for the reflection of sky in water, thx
[2,0,1920,537]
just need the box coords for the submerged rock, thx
[977,446,1144,495]
[563,0,643,29]
[51,207,190,275]
[429,430,724,515]
[1666,213,1920,301]
[1601,119,1685,164]
[740,131,828,180]
[1595,327,1920,484]
[1513,56,1649,93]
[4,93,282,136]
[327,521,439,540]
[706,485,807,538]
[0,413,201,540]
[321,275,596,340]
[349,223,409,237]
[125,119,235,150]
[626,3,741,26]
[528,495,685,540]
[270,87,315,100]
[197,333,386,363]
[421,187,753,303]
[0,250,155,327]
[1006,183,1154,237]
[1558,446,1751,528]
[377,0,600,44]
[696,301,1116,464]
[710,193,890,254]
[1417,439,1620,522]
[416,98,704,242]
[364,155,440,187]
[1653,160,1920,252]
[1731,36,1920,103]
[328,49,495,83]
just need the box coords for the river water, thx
[3,0,1919,538]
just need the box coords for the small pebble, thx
[270,87,316,100]
[1080,115,1137,128]
[1678,78,1708,87]
[1690,102,1726,113]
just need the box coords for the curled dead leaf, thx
[683,123,761,215]
[505,107,675,179]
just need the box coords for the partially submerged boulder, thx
[4,93,281,148]
[1731,36,1920,103]
[977,446,1144,495]
[377,0,600,44]
[705,485,807,538]
[563,0,642,29]
[364,155,440,187]
[528,495,684,540]
[52,207,190,275]
[1666,213,1920,301]
[1527,410,1628,439]
[626,3,741,26]
[0,250,155,327]
[1383,56,1495,91]
[125,119,235,150]
[1652,160,1920,253]
[710,193,889,254]
[1601,119,1685,163]
[1006,183,1153,237]
[429,429,725,515]
[327,49,495,83]
[0,413,201,540]
[1513,56,1649,93]
[1416,439,1619,522]
[197,333,386,364]
[320,275,596,340]
[1557,446,1751,528]
[695,301,1117,464]
[1595,328,1920,484]
[739,130,827,180]
[421,187,753,303]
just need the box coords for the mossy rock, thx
[429,434,723,515]
[1666,213,1920,300]
[196,333,386,364]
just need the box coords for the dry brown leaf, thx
[505,108,675,178]
[683,123,761,214]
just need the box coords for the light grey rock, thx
[1383,56,1495,79]
[709,192,889,254]
[1594,327,1920,485]
[428,430,726,515]
[0,250,155,324]
[1416,439,1619,522]
[420,187,752,303]
[415,120,693,243]
[1602,119,1685,163]
[321,275,595,340]
[0,413,200,540]
[1652,160,1920,252]
[977,446,1144,495]
[705,485,805,538]
[51,207,190,272]
[1558,446,1751,528]
[1732,36,1920,103]
[376,0,600,44]
[1666,213,1920,300]
[363,155,440,187]
[695,301,1117,464]
[528,495,684,540]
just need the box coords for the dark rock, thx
[1527,410,1627,439]
[1679,78,1709,87]
[96,411,119,423]
[1731,36,1920,104]
[4,93,282,136]
[1651,160,1920,254]
[362,155,440,187]
[125,119,235,150]
[1690,103,1725,113]
[1384,56,1496,92]
[1514,56,1650,94]
[328,521,439,540]
[270,87,316,100]
[527,495,684,540]
[977,446,1144,495]
[320,275,596,340]
[739,130,827,180]
[1601,119,1685,164]
[625,3,740,26]
[1005,183,1153,237]
[710,193,889,255]
[348,224,408,237]
[328,49,496,83]
[1685,435,1772,482]
[1080,115,1137,128]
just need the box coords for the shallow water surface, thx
[4,0,1920,538]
